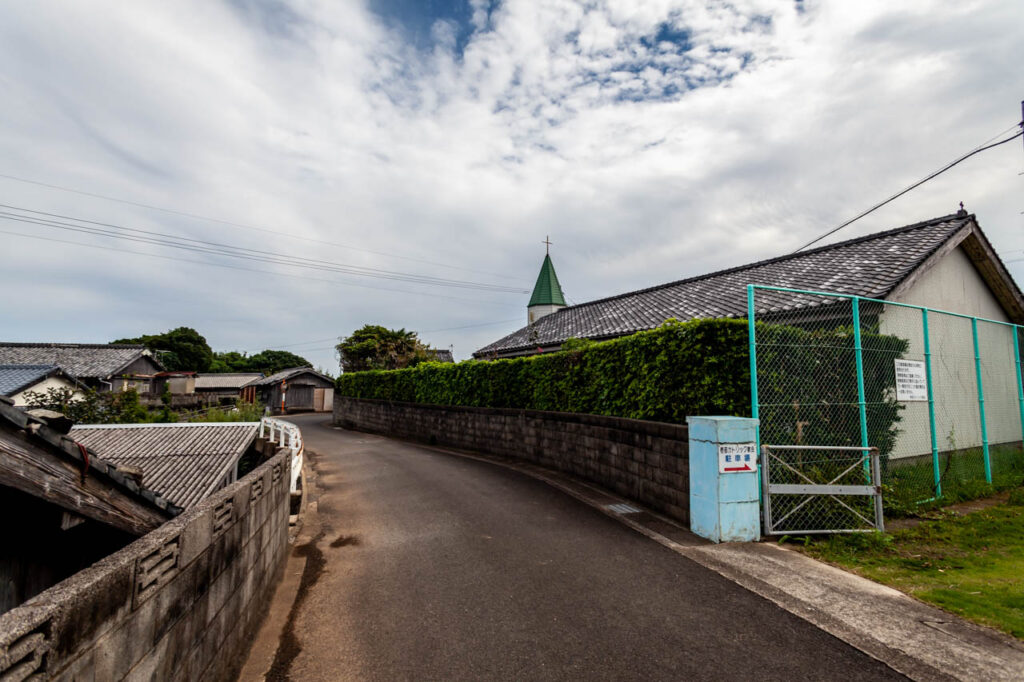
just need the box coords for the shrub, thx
[336,317,906,450]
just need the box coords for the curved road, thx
[278,414,905,681]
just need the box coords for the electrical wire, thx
[0,206,528,293]
[0,171,519,280]
[794,125,1024,253]
[0,228,524,307]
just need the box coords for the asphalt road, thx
[280,414,906,681]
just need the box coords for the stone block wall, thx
[0,449,291,681]
[334,396,690,523]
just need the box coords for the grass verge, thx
[801,488,1024,638]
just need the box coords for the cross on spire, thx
[543,236,552,255]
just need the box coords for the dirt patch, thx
[265,532,327,681]
[330,534,359,548]
[887,490,1012,532]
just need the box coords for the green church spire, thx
[528,253,566,307]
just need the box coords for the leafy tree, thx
[336,325,430,373]
[208,349,312,375]
[246,350,312,375]
[114,327,214,372]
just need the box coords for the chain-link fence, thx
[748,285,1024,528]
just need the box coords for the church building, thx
[473,211,1024,360]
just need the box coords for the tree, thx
[245,350,312,375]
[114,327,214,372]
[336,325,429,373]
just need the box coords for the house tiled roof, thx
[70,422,260,509]
[0,343,159,380]
[247,367,334,387]
[195,373,264,390]
[427,349,455,363]
[475,213,973,358]
[0,364,60,396]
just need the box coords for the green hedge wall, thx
[336,319,751,423]
[336,317,908,453]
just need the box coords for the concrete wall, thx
[334,396,691,523]
[0,448,291,681]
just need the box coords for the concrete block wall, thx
[334,396,691,523]
[0,449,291,681]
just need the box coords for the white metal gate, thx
[761,445,884,535]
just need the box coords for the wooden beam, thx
[0,430,168,536]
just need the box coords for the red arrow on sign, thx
[724,464,753,472]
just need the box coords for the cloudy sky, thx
[1,0,1021,371]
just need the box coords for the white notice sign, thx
[894,359,928,402]
[718,443,757,473]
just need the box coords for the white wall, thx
[891,246,1009,321]
[528,304,564,325]
[11,376,84,407]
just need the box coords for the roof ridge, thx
[0,342,146,349]
[559,213,967,312]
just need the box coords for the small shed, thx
[247,368,335,415]
[195,373,264,404]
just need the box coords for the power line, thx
[0,205,529,293]
[794,124,1024,253]
[0,171,519,280]
[420,319,521,333]
[0,228,524,307]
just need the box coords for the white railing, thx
[259,417,303,494]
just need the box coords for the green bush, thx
[336,317,907,443]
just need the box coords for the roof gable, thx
[249,367,334,386]
[475,213,1008,358]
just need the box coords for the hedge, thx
[337,317,908,454]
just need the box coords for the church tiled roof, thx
[474,213,974,358]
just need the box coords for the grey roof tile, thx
[70,423,260,508]
[0,343,157,380]
[0,364,59,396]
[474,213,970,357]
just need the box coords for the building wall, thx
[0,449,291,681]
[9,376,83,407]
[891,246,1009,321]
[334,396,691,523]
[880,246,1022,459]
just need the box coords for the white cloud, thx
[0,0,1021,370]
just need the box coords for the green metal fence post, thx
[971,318,991,484]
[747,285,763,505]
[922,309,941,497]
[851,297,870,476]
[1014,325,1024,448]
